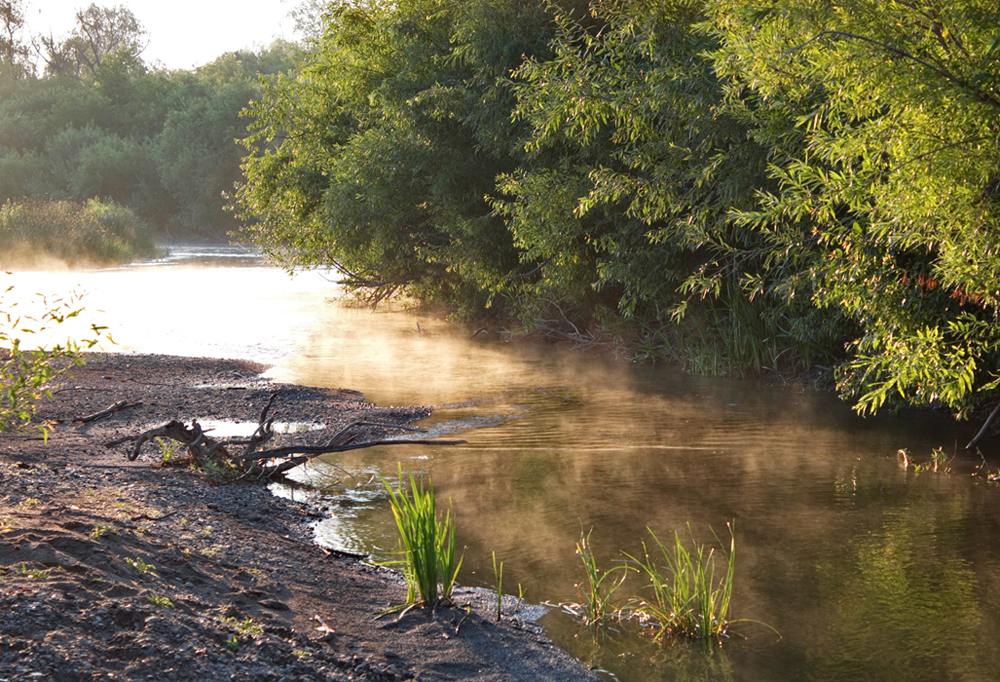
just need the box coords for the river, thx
[6,247,1000,682]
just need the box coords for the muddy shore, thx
[0,353,598,681]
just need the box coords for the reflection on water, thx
[3,245,339,361]
[7,248,1000,682]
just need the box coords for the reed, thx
[492,551,503,621]
[381,466,463,608]
[623,524,736,641]
[574,528,632,625]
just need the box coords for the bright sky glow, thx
[22,0,301,71]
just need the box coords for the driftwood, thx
[74,400,142,424]
[104,390,464,480]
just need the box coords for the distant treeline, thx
[0,1,300,238]
[236,0,1000,419]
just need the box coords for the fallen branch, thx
[107,391,464,480]
[238,437,467,464]
[74,400,142,424]
[257,438,466,478]
[103,434,137,448]
[125,419,211,462]
[967,401,1000,450]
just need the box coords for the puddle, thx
[197,420,325,439]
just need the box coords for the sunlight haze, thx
[23,0,299,71]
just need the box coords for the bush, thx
[0,198,157,267]
[0,279,107,434]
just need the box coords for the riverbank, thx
[0,353,599,681]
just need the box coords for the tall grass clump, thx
[623,524,736,641]
[381,466,463,609]
[0,198,157,267]
[569,524,756,643]
[574,528,632,626]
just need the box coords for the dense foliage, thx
[0,197,157,266]
[707,0,1000,417]
[0,1,300,239]
[237,0,570,311]
[222,0,1000,418]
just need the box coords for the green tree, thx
[0,0,30,80]
[492,0,843,372]
[156,43,299,235]
[706,0,1000,415]
[40,3,147,78]
[237,0,556,310]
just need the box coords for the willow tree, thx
[492,0,845,372]
[236,0,560,312]
[706,0,1000,416]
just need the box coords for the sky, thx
[22,0,302,71]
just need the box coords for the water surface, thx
[6,248,1000,682]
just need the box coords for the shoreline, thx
[0,353,598,681]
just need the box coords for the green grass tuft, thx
[381,465,463,609]
[574,527,632,626]
[622,523,736,641]
[569,523,761,643]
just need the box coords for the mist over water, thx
[7,247,1000,682]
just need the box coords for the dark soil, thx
[0,354,599,681]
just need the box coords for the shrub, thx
[0,198,157,267]
[0,277,106,435]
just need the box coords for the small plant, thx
[492,551,503,621]
[622,524,736,641]
[14,563,46,579]
[902,446,953,475]
[156,437,182,465]
[201,544,225,558]
[1,276,108,436]
[90,523,113,540]
[573,528,632,626]
[929,447,951,473]
[381,465,463,608]
[564,523,767,643]
[222,616,263,637]
[125,557,156,576]
[222,616,261,653]
[194,457,243,482]
[146,592,174,609]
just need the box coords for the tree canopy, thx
[0,1,302,237]
[236,0,1000,419]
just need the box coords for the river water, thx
[7,247,1000,682]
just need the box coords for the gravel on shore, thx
[0,353,599,681]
